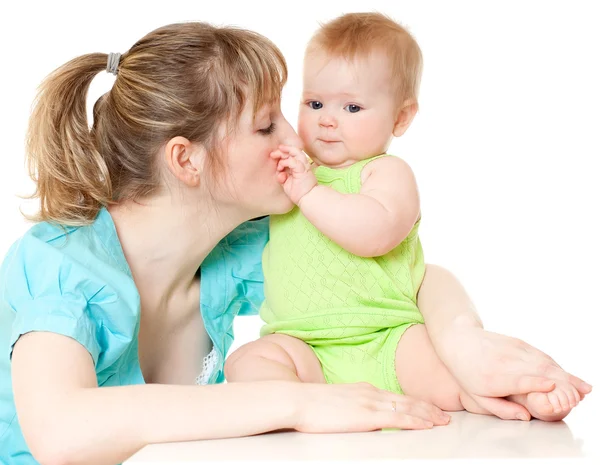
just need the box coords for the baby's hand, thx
[271,145,317,205]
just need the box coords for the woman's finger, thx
[377,412,434,430]
[376,399,449,426]
[378,392,450,425]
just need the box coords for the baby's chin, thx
[308,150,361,169]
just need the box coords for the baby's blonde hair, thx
[307,12,422,107]
[26,22,287,226]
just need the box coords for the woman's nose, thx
[280,120,304,148]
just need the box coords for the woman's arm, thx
[13,332,296,465]
[13,332,447,465]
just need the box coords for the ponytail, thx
[26,53,112,225]
[23,22,289,227]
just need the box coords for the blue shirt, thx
[0,208,269,464]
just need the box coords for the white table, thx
[126,395,598,464]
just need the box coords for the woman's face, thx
[217,99,302,218]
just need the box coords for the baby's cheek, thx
[355,119,387,151]
[297,120,312,147]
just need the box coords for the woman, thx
[0,21,590,465]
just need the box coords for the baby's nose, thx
[319,114,337,128]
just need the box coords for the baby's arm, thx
[275,145,420,257]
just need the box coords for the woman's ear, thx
[393,100,419,137]
[163,136,206,187]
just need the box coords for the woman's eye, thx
[344,104,361,113]
[309,101,323,110]
[259,123,276,135]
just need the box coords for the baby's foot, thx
[508,381,581,421]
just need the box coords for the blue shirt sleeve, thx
[1,231,117,366]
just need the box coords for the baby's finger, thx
[270,150,288,160]
[277,157,295,171]
[277,171,287,184]
[279,156,307,174]
[279,145,307,160]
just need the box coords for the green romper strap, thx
[345,154,390,193]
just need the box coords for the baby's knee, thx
[224,342,260,379]
[224,339,294,379]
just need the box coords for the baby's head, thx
[298,12,422,168]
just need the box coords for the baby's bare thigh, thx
[232,334,326,383]
[395,324,463,411]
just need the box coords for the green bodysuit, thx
[260,155,425,394]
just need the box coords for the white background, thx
[1,0,599,446]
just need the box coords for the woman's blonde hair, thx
[308,12,422,106]
[26,22,287,226]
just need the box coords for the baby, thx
[225,12,580,422]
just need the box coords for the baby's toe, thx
[556,389,571,412]
[526,392,555,416]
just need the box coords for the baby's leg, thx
[395,324,488,415]
[395,324,580,421]
[224,333,326,383]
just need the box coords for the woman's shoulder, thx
[0,209,138,323]
[0,210,140,369]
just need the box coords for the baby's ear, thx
[393,100,419,137]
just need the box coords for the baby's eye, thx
[344,104,361,113]
[308,101,323,110]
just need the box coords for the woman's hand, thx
[292,382,451,432]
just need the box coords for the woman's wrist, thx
[269,381,306,430]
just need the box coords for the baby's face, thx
[298,50,398,168]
